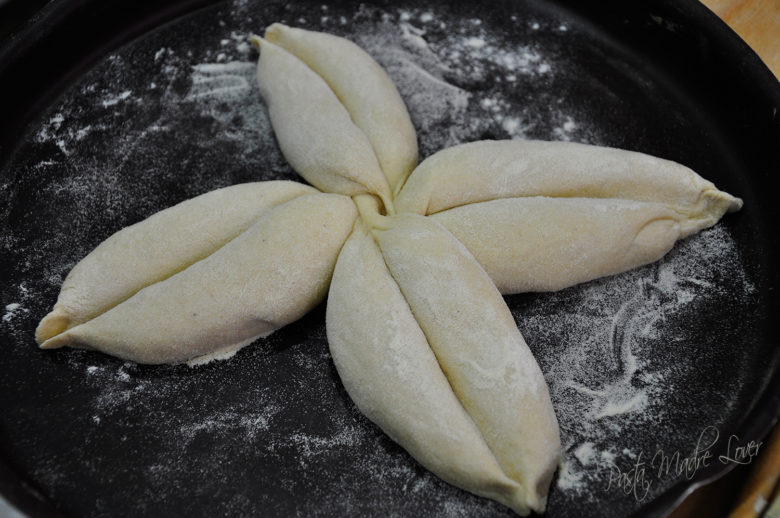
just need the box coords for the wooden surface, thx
[701,0,780,78]
[728,424,780,518]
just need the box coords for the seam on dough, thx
[392,156,419,199]
[231,194,358,319]
[274,42,392,197]
[426,194,700,220]
[259,37,390,204]
[374,240,517,487]
[56,192,312,336]
[424,194,550,216]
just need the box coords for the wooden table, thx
[701,0,780,78]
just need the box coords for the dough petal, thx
[327,220,531,515]
[433,197,686,294]
[40,193,357,364]
[254,37,393,211]
[266,24,418,196]
[396,140,742,236]
[36,181,315,343]
[374,214,561,514]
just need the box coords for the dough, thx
[36,181,315,344]
[327,220,531,515]
[432,197,686,293]
[375,213,560,513]
[253,36,394,213]
[39,193,357,364]
[396,140,742,237]
[396,139,742,294]
[265,23,418,196]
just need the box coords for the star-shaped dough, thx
[34,24,742,515]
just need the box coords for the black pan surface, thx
[0,1,778,517]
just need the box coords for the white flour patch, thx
[187,62,254,100]
[101,90,133,108]
[284,425,368,463]
[35,113,65,142]
[85,363,152,411]
[2,303,26,323]
[554,116,579,140]
[179,409,279,443]
[2,284,35,335]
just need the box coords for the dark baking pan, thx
[0,0,778,517]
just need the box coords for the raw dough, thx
[375,213,560,513]
[39,193,357,364]
[433,197,687,293]
[396,139,742,236]
[253,36,394,213]
[36,181,315,344]
[265,23,418,196]
[327,220,533,514]
[397,140,742,293]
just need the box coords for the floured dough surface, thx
[265,23,417,195]
[41,193,357,364]
[254,37,394,211]
[396,140,741,234]
[433,197,684,293]
[327,221,531,514]
[35,181,315,343]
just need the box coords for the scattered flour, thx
[101,90,133,108]
[574,442,597,465]
[178,410,277,443]
[2,303,26,322]
[347,8,594,153]
[2,283,34,332]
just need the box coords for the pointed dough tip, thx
[35,310,70,344]
[497,487,533,517]
[264,23,285,42]
[249,34,263,50]
[39,334,68,350]
[704,187,743,213]
[727,194,744,213]
[679,188,743,236]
